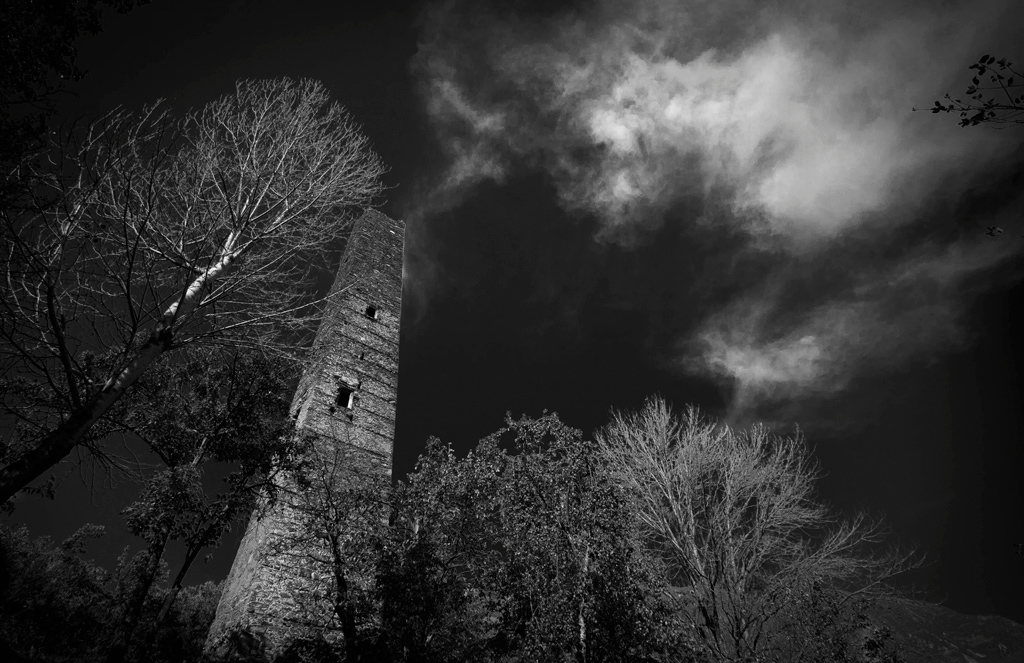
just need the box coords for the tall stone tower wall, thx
[204,210,404,657]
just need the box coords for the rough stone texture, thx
[204,210,403,659]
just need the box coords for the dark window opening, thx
[364,305,378,320]
[336,385,354,409]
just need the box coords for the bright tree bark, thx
[0,250,235,503]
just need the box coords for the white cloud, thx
[415,1,1017,241]
[412,0,1024,419]
[688,237,1021,419]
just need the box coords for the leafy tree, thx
[595,398,916,662]
[919,54,1023,126]
[0,78,387,505]
[376,436,508,662]
[145,581,224,663]
[261,428,390,662]
[377,413,692,663]
[0,522,222,663]
[104,348,302,663]
[472,413,680,663]
[0,523,115,662]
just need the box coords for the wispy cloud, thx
[410,0,1024,421]
[688,237,1020,419]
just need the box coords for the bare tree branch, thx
[0,78,387,504]
[916,54,1024,126]
[595,397,920,662]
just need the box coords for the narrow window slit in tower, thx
[364,305,378,320]
[336,385,354,409]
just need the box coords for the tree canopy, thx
[596,398,915,662]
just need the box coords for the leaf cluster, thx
[923,54,1024,126]
[121,349,300,542]
[103,349,303,663]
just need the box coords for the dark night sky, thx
[7,0,1024,627]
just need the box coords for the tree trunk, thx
[330,537,360,661]
[137,540,204,659]
[141,464,240,657]
[0,326,173,504]
[105,532,170,663]
[576,543,589,663]
[154,541,202,625]
[0,247,238,505]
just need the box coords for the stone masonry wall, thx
[204,210,404,659]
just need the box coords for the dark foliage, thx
[920,54,1023,126]
[0,523,113,661]
[0,524,220,663]
[0,0,148,188]
[1,409,912,663]
[106,348,302,663]
[146,581,223,663]
[264,412,694,662]
[369,413,698,662]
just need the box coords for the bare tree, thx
[0,78,386,504]
[595,398,916,662]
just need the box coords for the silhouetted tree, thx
[0,522,222,663]
[0,523,113,661]
[0,0,148,187]
[918,54,1023,126]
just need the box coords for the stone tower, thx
[204,209,404,657]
